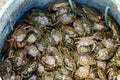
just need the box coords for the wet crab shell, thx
[58,13,76,25]
[62,25,77,38]
[0,60,12,79]
[97,68,106,80]
[41,55,58,71]
[107,67,117,80]
[63,53,76,74]
[96,48,114,60]
[77,54,95,66]
[93,23,106,31]
[20,61,37,78]
[42,72,55,80]
[11,29,27,42]
[111,47,120,66]
[48,1,69,11]
[97,61,107,70]
[73,19,85,36]
[36,63,45,77]
[75,65,90,79]
[31,10,51,28]
[24,45,41,57]
[56,6,71,16]
[54,71,72,80]
[8,56,27,70]
[102,38,114,48]
[26,32,37,43]
[77,46,91,53]
[88,69,98,79]
[47,46,63,66]
[50,29,62,45]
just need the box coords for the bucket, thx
[0,0,120,59]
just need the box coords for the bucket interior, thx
[0,0,120,58]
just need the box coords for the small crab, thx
[102,38,114,48]
[75,65,91,79]
[87,14,102,23]
[0,60,12,79]
[20,61,37,78]
[92,32,106,40]
[47,45,63,66]
[77,53,95,66]
[36,63,45,77]
[111,47,120,66]
[97,61,107,70]
[81,5,102,23]
[7,56,28,70]
[97,68,106,80]
[54,71,72,80]
[41,55,58,71]
[30,9,52,28]
[96,48,114,60]
[58,13,76,24]
[108,17,119,41]
[93,22,106,31]
[42,72,55,80]
[73,19,85,36]
[24,45,41,60]
[26,31,37,43]
[93,42,104,53]
[75,36,96,52]
[50,29,62,45]
[63,52,76,75]
[107,67,117,80]
[80,16,94,35]
[28,74,37,80]
[62,25,77,38]
[88,69,98,79]
[8,29,27,48]
[8,23,34,48]
[49,2,69,11]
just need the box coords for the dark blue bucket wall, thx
[0,0,120,59]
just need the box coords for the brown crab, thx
[75,36,96,53]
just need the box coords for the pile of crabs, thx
[1,1,120,80]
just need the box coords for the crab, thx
[75,65,91,79]
[24,45,41,60]
[77,53,95,66]
[7,23,35,49]
[20,61,37,78]
[75,36,96,52]
[49,1,69,11]
[97,61,107,70]
[50,29,62,45]
[97,68,106,80]
[73,19,85,36]
[47,45,63,66]
[62,25,77,38]
[96,48,115,60]
[7,56,28,70]
[108,17,119,41]
[8,29,27,49]
[54,71,72,80]
[63,51,76,75]
[111,47,120,66]
[41,55,58,71]
[36,63,45,77]
[107,67,120,80]
[0,60,13,80]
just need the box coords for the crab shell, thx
[41,55,58,71]
[75,65,90,79]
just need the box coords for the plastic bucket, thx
[0,0,120,58]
